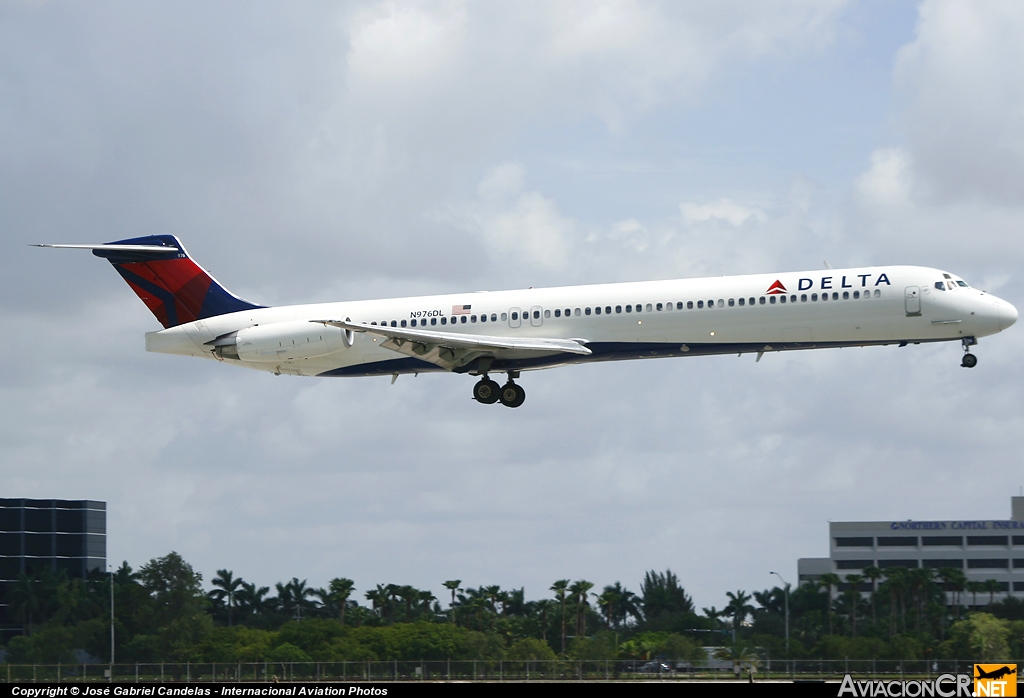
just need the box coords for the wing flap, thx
[311,319,590,371]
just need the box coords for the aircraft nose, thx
[1001,299,1018,330]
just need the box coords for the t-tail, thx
[34,235,262,328]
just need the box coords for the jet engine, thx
[208,321,352,362]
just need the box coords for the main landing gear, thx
[473,372,526,408]
[961,337,978,368]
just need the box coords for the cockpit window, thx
[942,273,951,279]
[947,281,956,290]
[935,282,945,291]
[957,280,968,287]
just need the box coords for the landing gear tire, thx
[961,353,978,368]
[499,382,526,408]
[473,378,501,404]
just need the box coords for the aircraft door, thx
[509,307,521,328]
[530,306,543,327]
[905,286,921,316]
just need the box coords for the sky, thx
[3,0,1024,611]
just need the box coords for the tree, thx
[138,552,206,625]
[984,579,1002,609]
[569,580,594,638]
[640,570,694,622]
[443,581,462,624]
[236,581,270,620]
[550,579,570,655]
[843,575,864,637]
[862,566,882,626]
[818,573,841,636]
[8,573,42,634]
[209,569,243,626]
[330,578,355,626]
[724,590,755,638]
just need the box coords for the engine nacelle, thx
[211,321,351,362]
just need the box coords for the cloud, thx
[680,197,767,226]
[855,148,914,208]
[894,0,1024,204]
[441,163,575,271]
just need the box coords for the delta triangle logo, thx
[766,280,787,295]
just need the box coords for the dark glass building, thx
[0,499,106,623]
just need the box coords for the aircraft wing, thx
[312,319,590,371]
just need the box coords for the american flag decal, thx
[452,304,472,315]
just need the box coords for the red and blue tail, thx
[93,235,262,328]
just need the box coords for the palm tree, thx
[210,569,244,626]
[569,580,594,638]
[844,574,864,637]
[965,580,983,610]
[329,578,355,626]
[724,590,755,639]
[983,579,1001,608]
[443,580,462,624]
[862,566,882,626]
[8,573,41,634]
[365,585,388,621]
[237,581,270,619]
[551,579,570,655]
[818,573,841,636]
[947,568,967,620]
[418,589,437,617]
[597,588,620,629]
[713,641,758,679]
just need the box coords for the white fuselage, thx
[145,265,1017,377]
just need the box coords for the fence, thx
[1,659,1019,682]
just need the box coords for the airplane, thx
[36,235,1018,407]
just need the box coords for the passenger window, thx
[801,294,807,302]
[473,315,479,323]
[717,299,724,308]
[431,318,437,325]
[595,306,601,315]
[656,303,663,311]
[461,316,467,323]
[759,297,765,305]
[635,303,642,312]
[585,307,591,315]
[811,293,818,301]
[842,291,849,300]
[371,321,377,325]
[441,317,447,325]
[832,292,839,300]
[749,298,755,305]
[770,296,776,304]
[616,306,622,313]
[533,310,540,319]
[491,314,497,322]
[697,300,704,309]
[676,302,683,310]
[790,295,796,303]
[646,303,652,311]
[575,308,581,316]
[728,298,735,307]
[511,312,518,320]
[401,320,407,327]
[480,314,486,323]
[545,309,551,318]
[626,305,632,312]
[874,289,880,298]
[605,306,611,314]
[853,291,860,299]
[391,320,397,327]
[555,309,561,317]
[411,319,417,326]
[687,301,693,309]
[738,298,745,306]
[500,313,507,321]
[565,308,571,316]
[779,296,786,304]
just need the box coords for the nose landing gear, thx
[961,337,978,368]
[473,371,526,407]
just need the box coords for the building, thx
[798,496,1024,600]
[0,499,107,629]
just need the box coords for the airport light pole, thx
[770,571,790,655]
[110,564,115,681]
